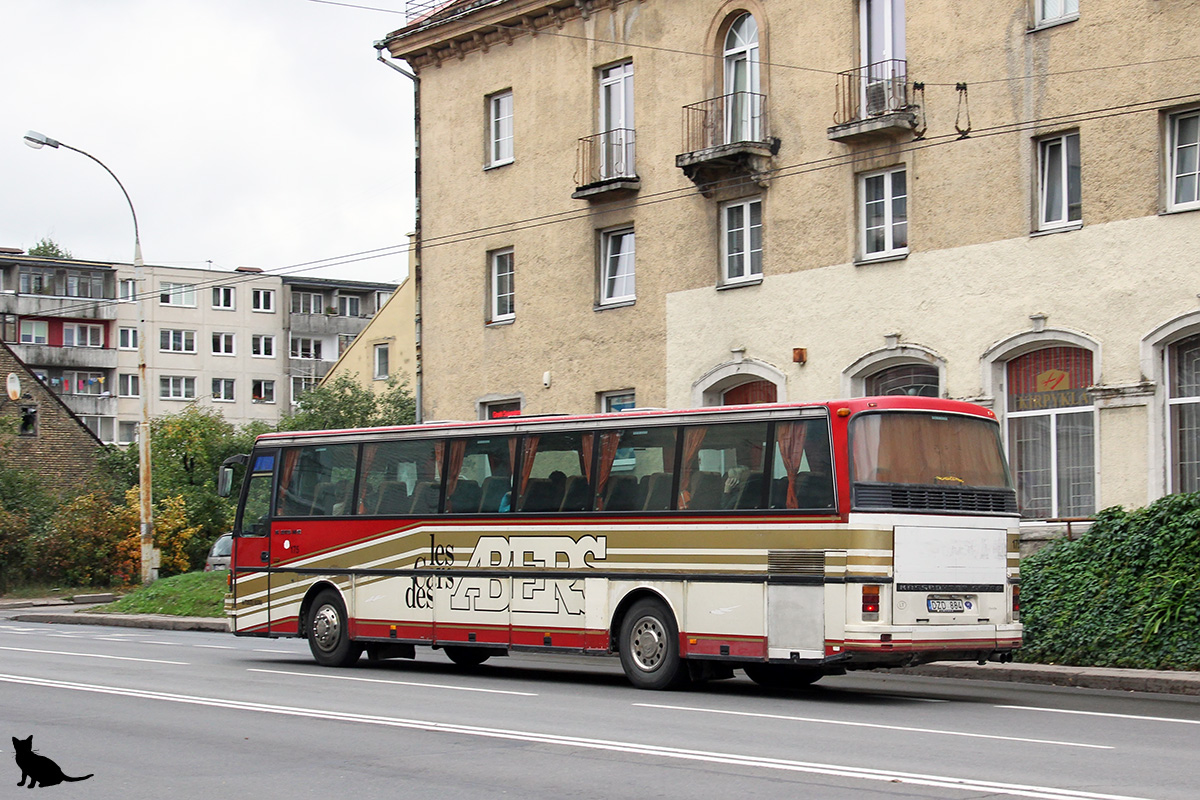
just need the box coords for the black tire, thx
[743,663,823,689]
[443,646,492,667]
[306,588,362,667]
[618,598,688,690]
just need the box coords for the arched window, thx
[1006,346,1095,519]
[723,13,760,143]
[722,379,777,405]
[1168,333,1200,492]
[865,363,938,397]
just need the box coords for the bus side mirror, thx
[217,466,234,498]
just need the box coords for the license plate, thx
[927,597,965,613]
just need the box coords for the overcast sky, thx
[3,0,415,286]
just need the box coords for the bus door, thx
[231,450,276,635]
[271,444,360,636]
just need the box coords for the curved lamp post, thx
[24,130,157,583]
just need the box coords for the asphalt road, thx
[2,619,1198,800]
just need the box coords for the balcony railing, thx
[833,59,911,126]
[574,129,638,194]
[680,92,770,155]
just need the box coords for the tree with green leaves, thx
[27,237,72,259]
[280,373,417,432]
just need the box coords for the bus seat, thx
[603,474,639,511]
[479,476,511,513]
[448,479,482,513]
[642,473,673,511]
[559,475,593,512]
[519,478,558,512]
[794,473,835,509]
[310,482,335,516]
[689,471,724,510]
[409,481,441,514]
[374,481,410,514]
[736,474,766,509]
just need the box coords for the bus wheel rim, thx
[630,615,666,671]
[312,604,341,652]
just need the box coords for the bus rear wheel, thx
[743,663,823,689]
[618,598,688,690]
[443,646,492,667]
[306,589,362,667]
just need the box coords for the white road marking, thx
[998,705,1200,726]
[194,644,236,650]
[635,703,1110,750]
[145,641,177,646]
[247,667,537,696]
[0,645,187,665]
[0,672,1154,800]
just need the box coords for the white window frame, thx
[118,327,138,351]
[160,376,196,400]
[1168,109,1200,213]
[63,371,105,396]
[252,379,276,404]
[212,286,236,310]
[599,61,635,180]
[80,415,115,443]
[489,248,515,323]
[19,320,48,345]
[600,390,636,413]
[600,226,636,306]
[290,336,323,360]
[291,376,319,404]
[63,323,104,348]
[160,329,197,354]
[1034,0,1079,28]
[212,378,236,403]
[338,295,361,317]
[251,334,276,358]
[859,166,908,260]
[119,279,137,302]
[212,332,236,356]
[292,291,324,314]
[374,343,390,380]
[721,197,763,285]
[160,281,196,307]
[118,373,140,398]
[487,89,514,168]
[723,13,761,144]
[1038,131,1082,231]
[252,288,275,313]
[118,421,139,445]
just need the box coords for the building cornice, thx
[384,0,643,69]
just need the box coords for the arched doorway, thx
[722,379,777,405]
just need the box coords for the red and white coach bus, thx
[219,396,1021,689]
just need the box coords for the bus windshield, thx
[850,411,1011,489]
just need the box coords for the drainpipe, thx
[374,40,423,423]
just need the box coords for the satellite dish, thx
[7,373,20,401]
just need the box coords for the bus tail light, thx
[862,585,880,621]
[1012,584,1020,621]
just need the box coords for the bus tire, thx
[743,663,823,689]
[618,598,688,690]
[306,589,362,667]
[443,646,491,667]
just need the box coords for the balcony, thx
[676,92,778,195]
[0,292,118,320]
[10,343,118,370]
[289,312,369,337]
[572,129,639,200]
[828,60,918,143]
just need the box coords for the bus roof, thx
[254,396,996,446]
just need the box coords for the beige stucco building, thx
[381,0,1200,524]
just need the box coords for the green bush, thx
[1019,492,1200,670]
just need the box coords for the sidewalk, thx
[2,598,1198,696]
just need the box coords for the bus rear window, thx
[851,412,1011,490]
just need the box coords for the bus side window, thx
[357,439,442,515]
[678,421,770,511]
[516,431,593,513]
[276,444,358,517]
[596,427,676,511]
[448,436,513,514]
[238,464,274,537]
[771,420,835,510]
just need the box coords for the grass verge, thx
[95,571,227,618]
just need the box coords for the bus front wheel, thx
[618,599,688,690]
[306,589,362,667]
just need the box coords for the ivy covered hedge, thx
[1018,492,1200,670]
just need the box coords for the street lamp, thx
[24,130,158,583]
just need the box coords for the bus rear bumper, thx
[830,623,1022,668]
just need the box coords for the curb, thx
[7,611,229,632]
[899,661,1200,697]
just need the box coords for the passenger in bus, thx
[721,466,751,509]
[795,448,835,509]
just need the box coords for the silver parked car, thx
[204,532,232,571]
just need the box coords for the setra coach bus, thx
[219,396,1021,690]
